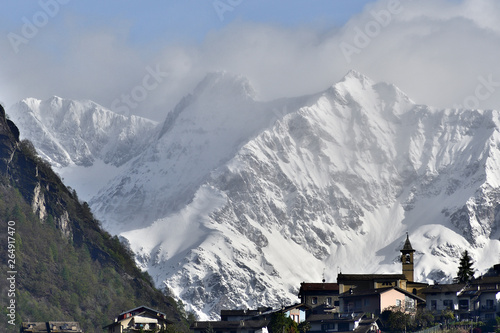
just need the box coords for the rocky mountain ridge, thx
[8,96,157,168]
[7,71,500,320]
[0,104,187,332]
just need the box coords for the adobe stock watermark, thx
[111,65,168,116]
[213,0,243,22]
[339,0,406,64]
[6,220,17,326]
[454,75,500,110]
[7,0,71,54]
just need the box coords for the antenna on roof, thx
[322,268,326,283]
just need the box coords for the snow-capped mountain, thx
[89,72,314,232]
[8,71,500,320]
[9,96,158,168]
[8,96,158,199]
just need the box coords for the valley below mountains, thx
[7,70,500,320]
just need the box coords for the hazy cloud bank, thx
[1,0,499,121]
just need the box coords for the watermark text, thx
[6,220,17,326]
[454,75,500,109]
[111,65,168,116]
[340,0,405,64]
[213,0,243,22]
[7,0,71,54]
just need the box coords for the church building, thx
[336,234,428,314]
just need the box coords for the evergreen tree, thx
[455,250,474,283]
[269,312,298,333]
[298,321,311,333]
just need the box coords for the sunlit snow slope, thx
[8,96,157,199]
[8,71,500,320]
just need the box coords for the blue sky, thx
[1,0,499,120]
[2,1,375,43]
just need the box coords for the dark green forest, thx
[0,104,190,332]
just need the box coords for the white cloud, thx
[1,0,499,121]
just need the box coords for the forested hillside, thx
[0,103,191,332]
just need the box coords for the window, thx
[326,297,332,306]
[486,299,494,310]
[459,299,469,310]
[312,297,318,305]
[443,300,453,309]
[431,300,437,310]
[396,299,402,307]
[405,296,415,309]
[338,322,350,331]
[322,323,335,331]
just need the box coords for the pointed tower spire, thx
[402,232,414,251]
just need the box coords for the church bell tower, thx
[400,233,415,282]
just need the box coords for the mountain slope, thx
[121,71,500,319]
[0,104,188,332]
[89,72,312,232]
[8,71,500,320]
[8,96,157,168]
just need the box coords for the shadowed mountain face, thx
[8,71,500,319]
[0,104,188,333]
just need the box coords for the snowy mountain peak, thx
[8,96,158,168]
[10,71,500,320]
[193,71,257,101]
[340,69,374,86]
[158,72,257,140]
[329,70,414,117]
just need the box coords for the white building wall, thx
[426,294,459,312]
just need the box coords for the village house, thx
[191,318,270,333]
[298,282,340,314]
[421,283,465,314]
[422,271,500,322]
[20,321,83,333]
[338,285,424,315]
[470,275,500,321]
[191,304,307,333]
[305,313,380,333]
[103,306,172,333]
